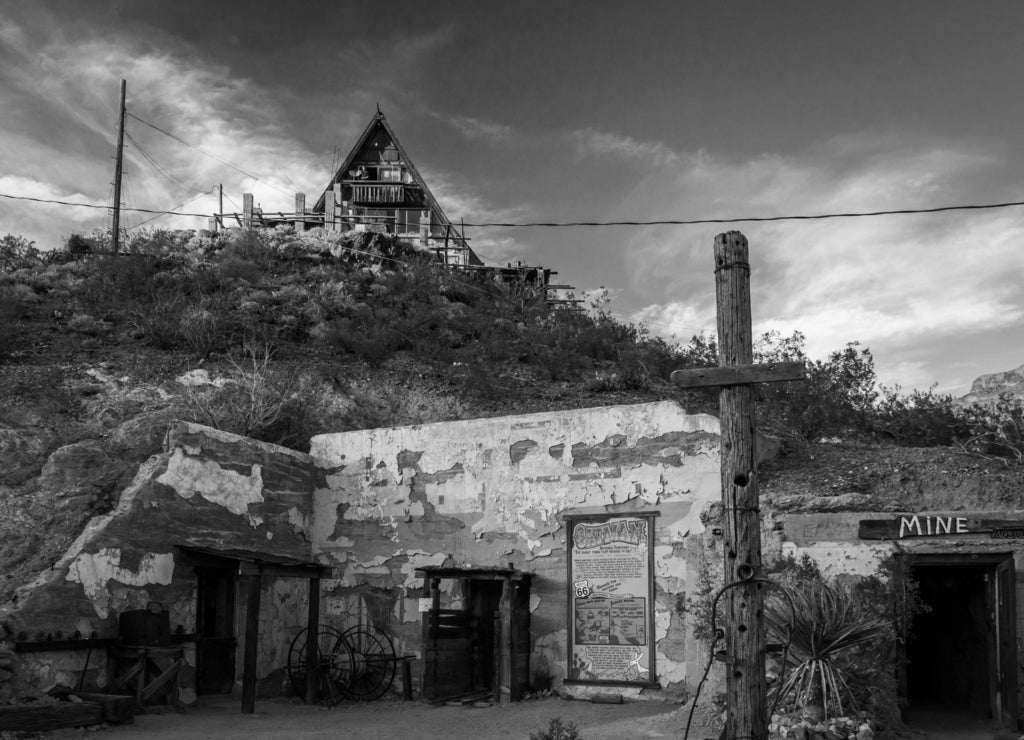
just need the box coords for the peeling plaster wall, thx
[310,401,722,697]
[1,422,318,700]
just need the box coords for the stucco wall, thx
[309,400,722,697]
[1,422,318,700]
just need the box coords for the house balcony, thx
[345,181,406,205]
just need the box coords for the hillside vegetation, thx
[0,226,1021,599]
[1,227,1021,458]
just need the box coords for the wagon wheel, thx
[287,626,354,705]
[340,625,397,701]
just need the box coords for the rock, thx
[855,729,874,740]
[0,427,57,486]
[791,726,809,740]
[108,410,178,460]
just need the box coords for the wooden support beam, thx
[241,575,261,714]
[714,231,766,740]
[305,577,320,705]
[671,361,805,388]
[242,194,254,230]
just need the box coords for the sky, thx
[2,1,1024,395]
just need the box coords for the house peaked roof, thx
[312,110,453,231]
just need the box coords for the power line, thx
[0,191,209,218]
[126,132,209,195]
[126,112,295,197]
[132,189,214,229]
[458,199,1024,227]
[7,190,1024,230]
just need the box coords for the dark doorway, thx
[905,555,1018,729]
[196,565,237,695]
[419,566,531,703]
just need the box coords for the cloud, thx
[420,167,536,265]
[444,115,515,145]
[611,136,1024,390]
[569,128,679,167]
[0,10,332,247]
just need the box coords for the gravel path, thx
[31,695,718,740]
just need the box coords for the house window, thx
[380,167,401,182]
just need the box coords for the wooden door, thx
[995,558,1018,727]
[196,566,237,695]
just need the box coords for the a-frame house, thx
[312,110,482,266]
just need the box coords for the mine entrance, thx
[905,554,1017,728]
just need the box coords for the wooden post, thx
[242,193,254,230]
[305,577,320,704]
[419,210,430,247]
[111,79,126,254]
[671,231,806,740]
[241,574,261,713]
[217,184,223,231]
[715,232,766,740]
[294,192,306,230]
[323,189,335,233]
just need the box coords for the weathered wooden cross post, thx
[672,231,805,740]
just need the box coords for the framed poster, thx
[565,513,657,686]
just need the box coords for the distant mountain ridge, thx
[959,362,1024,406]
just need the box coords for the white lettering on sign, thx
[898,515,969,538]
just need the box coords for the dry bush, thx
[183,340,296,442]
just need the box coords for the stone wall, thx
[309,400,722,698]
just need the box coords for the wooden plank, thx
[140,658,184,702]
[859,516,1024,540]
[305,577,320,705]
[15,638,118,653]
[241,575,261,714]
[670,361,805,388]
[0,702,105,731]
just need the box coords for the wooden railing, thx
[347,182,405,204]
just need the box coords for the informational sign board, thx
[566,514,657,686]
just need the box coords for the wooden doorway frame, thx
[902,552,1018,729]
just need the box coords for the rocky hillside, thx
[959,362,1024,406]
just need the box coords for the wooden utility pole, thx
[111,79,127,254]
[218,183,224,232]
[672,231,805,740]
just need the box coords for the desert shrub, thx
[765,578,886,719]
[0,234,41,272]
[178,305,225,357]
[67,313,112,336]
[127,295,188,349]
[764,554,923,729]
[0,285,26,358]
[65,233,94,255]
[183,340,297,443]
[530,718,580,740]
[217,256,263,285]
[223,229,273,269]
[874,385,966,446]
[125,229,180,257]
[77,254,162,319]
[957,393,1024,463]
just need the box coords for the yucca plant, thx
[765,579,887,719]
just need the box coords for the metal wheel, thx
[287,626,354,705]
[340,625,397,701]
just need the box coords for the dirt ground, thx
[23,695,720,740]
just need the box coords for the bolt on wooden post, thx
[672,231,805,740]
